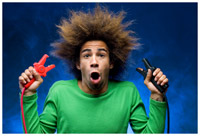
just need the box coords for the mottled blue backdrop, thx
[3,3,197,133]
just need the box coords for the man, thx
[19,5,168,133]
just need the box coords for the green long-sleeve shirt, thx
[21,79,166,133]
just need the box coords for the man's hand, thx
[19,66,43,96]
[139,68,169,101]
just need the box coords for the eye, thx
[83,54,90,58]
[98,54,105,58]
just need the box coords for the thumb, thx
[136,67,145,74]
[136,67,143,72]
[32,69,42,82]
[144,69,152,84]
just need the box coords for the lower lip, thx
[90,76,101,84]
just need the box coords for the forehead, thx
[80,40,109,52]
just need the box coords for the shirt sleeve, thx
[129,88,167,134]
[20,87,57,133]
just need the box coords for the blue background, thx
[3,3,197,133]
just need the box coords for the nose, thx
[90,56,99,68]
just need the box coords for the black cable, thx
[163,95,170,133]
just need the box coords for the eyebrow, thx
[81,48,108,53]
[98,48,108,53]
[81,49,91,53]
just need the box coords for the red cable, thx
[20,54,55,134]
[21,87,27,134]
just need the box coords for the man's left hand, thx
[142,68,169,101]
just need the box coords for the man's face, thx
[76,40,113,91]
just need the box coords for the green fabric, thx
[21,79,166,133]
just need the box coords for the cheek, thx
[101,62,111,74]
[79,61,89,74]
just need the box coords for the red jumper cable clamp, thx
[21,54,55,133]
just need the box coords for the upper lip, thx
[90,70,100,75]
[90,70,100,76]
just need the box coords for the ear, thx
[109,63,114,69]
[76,62,80,70]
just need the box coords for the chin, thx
[89,81,104,91]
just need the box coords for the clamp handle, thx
[24,54,55,89]
[136,58,169,93]
[33,54,55,77]
[24,78,36,89]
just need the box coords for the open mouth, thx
[90,72,101,84]
[91,72,100,80]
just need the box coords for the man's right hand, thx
[19,66,43,96]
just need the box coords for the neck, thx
[78,80,108,95]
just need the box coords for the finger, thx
[136,67,144,74]
[19,76,26,84]
[28,66,34,76]
[144,69,152,84]
[137,67,143,71]
[155,71,163,82]
[153,68,161,77]
[157,74,166,85]
[161,78,169,86]
[21,73,30,83]
[32,69,43,82]
[25,69,33,79]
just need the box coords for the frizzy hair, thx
[51,5,139,79]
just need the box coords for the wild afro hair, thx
[51,5,139,79]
